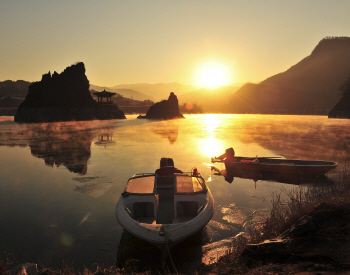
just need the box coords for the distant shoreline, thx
[0,107,332,117]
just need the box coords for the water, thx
[0,114,348,269]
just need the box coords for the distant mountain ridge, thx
[178,86,240,113]
[111,83,196,101]
[89,84,154,101]
[5,37,350,116]
[0,80,31,98]
[228,37,350,114]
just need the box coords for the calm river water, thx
[0,114,349,269]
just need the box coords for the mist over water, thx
[0,114,347,269]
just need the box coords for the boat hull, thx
[116,187,215,250]
[224,158,338,177]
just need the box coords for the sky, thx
[1,0,350,87]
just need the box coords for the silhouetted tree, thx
[340,74,350,97]
[180,103,203,114]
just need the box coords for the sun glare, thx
[194,61,233,89]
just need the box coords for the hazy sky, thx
[1,1,350,87]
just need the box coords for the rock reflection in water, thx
[30,132,93,175]
[151,120,179,144]
[0,121,96,175]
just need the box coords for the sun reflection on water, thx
[197,114,227,157]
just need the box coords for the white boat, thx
[116,158,215,251]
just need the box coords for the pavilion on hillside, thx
[93,90,116,105]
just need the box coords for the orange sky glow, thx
[1,1,350,87]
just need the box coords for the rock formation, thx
[14,62,126,122]
[138,92,184,119]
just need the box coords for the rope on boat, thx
[164,230,178,274]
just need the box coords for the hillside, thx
[228,37,350,114]
[178,86,240,113]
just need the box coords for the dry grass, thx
[260,163,350,242]
[208,163,350,274]
[0,253,15,275]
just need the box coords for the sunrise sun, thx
[194,61,233,88]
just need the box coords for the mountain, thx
[0,80,31,98]
[111,83,196,101]
[228,37,350,114]
[90,84,153,101]
[178,86,240,113]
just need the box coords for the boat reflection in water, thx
[211,165,334,186]
[116,228,209,272]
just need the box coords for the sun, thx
[194,61,233,89]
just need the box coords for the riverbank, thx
[206,202,350,274]
[2,165,350,274]
[206,164,350,274]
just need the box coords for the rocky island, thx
[14,62,126,122]
[137,92,184,119]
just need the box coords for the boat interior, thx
[122,174,208,225]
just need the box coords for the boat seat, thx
[156,176,175,224]
[176,201,198,217]
[133,202,154,218]
[172,201,199,224]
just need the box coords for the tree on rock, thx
[328,74,350,118]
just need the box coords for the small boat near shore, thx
[116,158,215,251]
[212,148,338,178]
